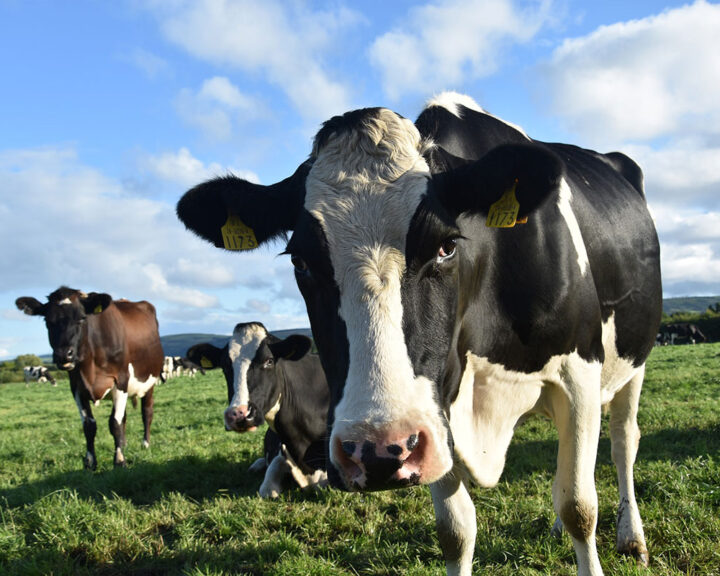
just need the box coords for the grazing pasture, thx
[1,344,718,575]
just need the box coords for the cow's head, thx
[16,287,112,371]
[187,323,312,433]
[177,107,562,491]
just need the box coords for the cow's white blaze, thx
[557,178,590,276]
[306,108,453,483]
[227,324,268,410]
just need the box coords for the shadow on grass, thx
[0,454,265,508]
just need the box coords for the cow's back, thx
[549,143,662,365]
[114,300,164,379]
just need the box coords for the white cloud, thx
[538,1,720,297]
[175,76,266,141]
[542,0,720,144]
[140,147,259,188]
[125,47,170,79]
[369,0,554,100]
[146,0,362,121]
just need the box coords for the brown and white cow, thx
[176,93,662,575]
[16,286,164,469]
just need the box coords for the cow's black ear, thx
[81,293,113,315]
[437,143,564,220]
[177,161,311,251]
[268,335,313,361]
[186,343,225,369]
[16,296,46,316]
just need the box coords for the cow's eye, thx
[291,255,310,277]
[437,238,457,263]
[263,358,274,369]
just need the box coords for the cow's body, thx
[186,323,329,497]
[16,287,164,469]
[177,93,662,575]
[23,365,56,386]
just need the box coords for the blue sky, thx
[2,0,719,359]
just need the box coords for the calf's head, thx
[177,107,561,490]
[187,323,312,432]
[16,286,112,370]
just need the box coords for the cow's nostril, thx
[341,441,356,457]
[387,444,403,456]
[406,433,419,451]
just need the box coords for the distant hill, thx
[663,296,720,315]
[159,328,313,357]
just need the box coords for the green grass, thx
[1,344,719,575]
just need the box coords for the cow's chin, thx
[226,422,259,433]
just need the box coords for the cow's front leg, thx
[549,360,604,576]
[140,387,154,448]
[110,387,129,467]
[259,452,291,498]
[609,368,649,565]
[72,386,97,470]
[430,471,476,576]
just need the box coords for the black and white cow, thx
[186,323,329,497]
[660,322,706,345]
[177,93,662,575]
[23,365,57,386]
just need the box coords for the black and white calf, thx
[23,365,57,386]
[186,323,329,497]
[177,93,662,575]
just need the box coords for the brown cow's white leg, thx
[110,387,128,467]
[548,357,604,576]
[430,471,476,576]
[609,368,649,565]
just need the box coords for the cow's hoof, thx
[83,454,97,470]
[550,517,564,538]
[619,541,649,567]
[114,459,127,468]
[142,440,150,449]
[248,457,267,474]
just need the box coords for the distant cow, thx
[23,365,56,386]
[177,92,662,574]
[16,287,164,469]
[186,322,329,497]
[162,356,206,381]
[661,323,706,345]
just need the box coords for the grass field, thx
[1,344,718,575]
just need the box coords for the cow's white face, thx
[225,323,268,432]
[301,109,454,490]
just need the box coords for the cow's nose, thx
[224,405,257,432]
[331,431,426,491]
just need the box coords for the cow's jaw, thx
[305,109,454,490]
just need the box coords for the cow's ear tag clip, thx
[200,356,213,369]
[221,214,258,251]
[93,304,103,314]
[486,179,524,228]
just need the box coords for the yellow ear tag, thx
[221,214,258,251]
[486,179,521,228]
[200,356,213,369]
[93,304,104,314]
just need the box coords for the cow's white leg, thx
[609,367,649,565]
[110,387,129,467]
[548,357,604,576]
[259,453,291,499]
[73,386,98,470]
[430,471,476,576]
[248,457,267,473]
